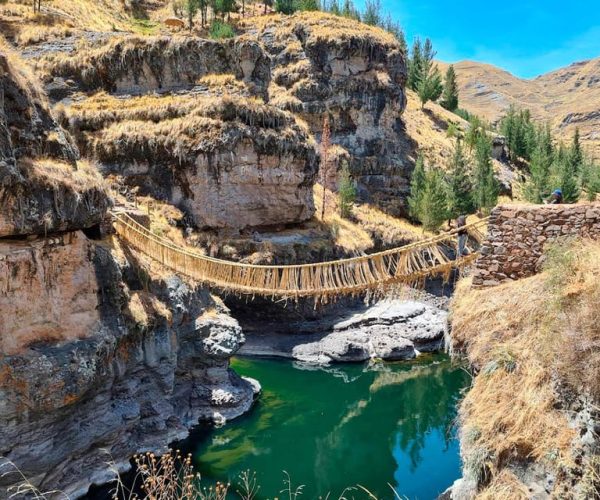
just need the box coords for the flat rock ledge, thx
[238,300,448,364]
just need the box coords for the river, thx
[179,355,469,499]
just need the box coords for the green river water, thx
[182,355,469,500]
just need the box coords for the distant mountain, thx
[438,58,600,157]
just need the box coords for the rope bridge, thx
[114,213,488,300]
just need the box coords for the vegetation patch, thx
[451,240,600,496]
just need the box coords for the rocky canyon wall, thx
[472,204,600,286]
[0,44,258,497]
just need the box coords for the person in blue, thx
[545,189,563,204]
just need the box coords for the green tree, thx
[212,0,236,19]
[473,135,498,214]
[440,65,459,112]
[275,0,296,13]
[184,0,199,30]
[383,14,406,51]
[338,161,357,218]
[446,140,474,218]
[407,38,423,91]
[417,64,443,109]
[408,153,426,220]
[553,154,581,203]
[297,0,320,10]
[420,168,449,232]
[581,160,600,201]
[523,145,552,203]
[569,127,584,172]
[363,0,381,25]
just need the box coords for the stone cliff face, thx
[42,35,272,97]
[46,13,409,229]
[0,43,110,237]
[244,13,409,215]
[0,45,257,497]
[0,237,257,497]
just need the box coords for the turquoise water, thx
[183,356,469,500]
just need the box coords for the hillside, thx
[438,58,600,157]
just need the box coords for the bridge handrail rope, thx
[114,213,488,299]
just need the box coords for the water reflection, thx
[178,356,469,499]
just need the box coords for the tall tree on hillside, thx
[417,64,443,109]
[446,140,474,218]
[383,14,406,51]
[319,116,336,219]
[338,161,357,218]
[440,65,459,111]
[555,154,581,203]
[569,128,584,171]
[581,160,600,201]
[524,146,552,203]
[185,0,199,30]
[473,135,498,214]
[363,0,382,26]
[341,0,360,20]
[407,38,423,91]
[420,168,449,232]
[408,153,426,221]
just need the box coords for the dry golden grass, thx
[452,240,600,496]
[239,11,400,48]
[0,0,163,38]
[313,184,373,254]
[353,203,432,244]
[476,470,530,500]
[21,157,107,193]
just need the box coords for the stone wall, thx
[472,204,600,287]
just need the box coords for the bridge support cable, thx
[114,214,487,300]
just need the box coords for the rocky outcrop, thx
[0,231,99,354]
[0,236,258,498]
[246,12,410,215]
[237,299,447,364]
[472,204,600,286]
[41,35,271,97]
[0,42,110,237]
[63,94,318,230]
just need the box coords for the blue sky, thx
[355,0,600,79]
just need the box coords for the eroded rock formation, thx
[245,13,410,215]
[0,44,258,497]
[0,238,258,497]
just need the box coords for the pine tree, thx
[420,168,449,232]
[407,38,423,91]
[338,161,357,218]
[383,14,406,51]
[523,146,551,203]
[408,153,426,220]
[185,0,200,30]
[363,0,381,25]
[417,64,443,109]
[581,160,600,201]
[446,140,474,218]
[555,154,581,203]
[440,65,459,111]
[473,135,498,214]
[569,128,584,172]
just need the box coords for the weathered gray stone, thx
[238,299,447,364]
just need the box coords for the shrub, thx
[209,20,235,39]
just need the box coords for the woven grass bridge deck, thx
[114,213,488,300]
